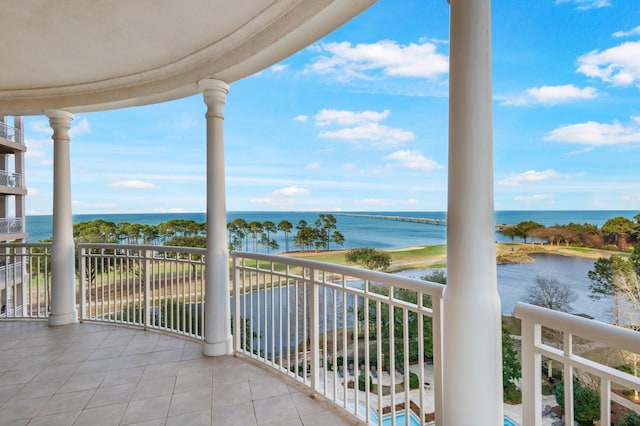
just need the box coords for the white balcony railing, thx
[0,218,23,234]
[0,243,51,318]
[0,122,23,144]
[4,242,640,424]
[231,252,446,426]
[78,243,205,339]
[516,302,640,426]
[0,170,22,188]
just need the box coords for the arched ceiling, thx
[0,0,375,114]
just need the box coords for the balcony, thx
[0,170,24,191]
[0,122,24,149]
[1,242,640,425]
[0,218,24,235]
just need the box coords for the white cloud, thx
[109,180,157,189]
[354,198,395,207]
[27,187,39,195]
[514,194,555,204]
[306,40,448,81]
[306,162,320,170]
[320,123,414,148]
[152,207,188,213]
[498,169,581,186]
[69,118,90,138]
[577,41,640,87]
[343,162,358,170]
[613,26,640,38]
[545,120,640,145]
[294,115,309,122]
[314,109,390,126]
[270,64,288,72]
[502,85,599,106]
[386,150,442,171]
[407,198,419,205]
[29,120,51,134]
[555,0,611,10]
[272,186,309,196]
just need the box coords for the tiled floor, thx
[0,321,362,426]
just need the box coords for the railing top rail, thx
[0,242,50,248]
[515,301,640,354]
[232,251,446,298]
[78,242,206,256]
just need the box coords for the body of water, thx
[25,210,633,323]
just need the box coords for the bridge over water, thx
[335,213,514,230]
[335,213,447,226]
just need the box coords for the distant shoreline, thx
[285,242,618,272]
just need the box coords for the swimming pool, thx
[504,417,518,426]
[358,404,518,426]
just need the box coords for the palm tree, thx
[278,220,293,252]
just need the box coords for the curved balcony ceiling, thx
[0,0,375,114]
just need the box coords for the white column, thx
[442,0,503,424]
[199,79,232,356]
[46,109,77,326]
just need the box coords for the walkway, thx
[0,321,361,426]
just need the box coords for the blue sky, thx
[23,0,640,215]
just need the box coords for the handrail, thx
[232,251,446,426]
[0,122,23,144]
[515,301,640,426]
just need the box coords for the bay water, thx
[25,210,637,322]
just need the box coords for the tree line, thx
[498,213,640,250]
[226,213,345,254]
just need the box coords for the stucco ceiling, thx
[0,0,375,114]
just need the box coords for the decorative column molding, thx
[199,79,233,356]
[442,0,503,423]
[46,109,77,326]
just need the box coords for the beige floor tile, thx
[38,389,94,416]
[132,376,176,401]
[72,402,127,426]
[168,387,212,417]
[1,395,49,421]
[101,366,144,387]
[27,410,81,426]
[57,371,106,394]
[253,394,299,424]
[120,394,171,425]
[291,391,327,416]
[250,374,290,400]
[211,381,252,407]
[210,401,257,426]
[166,410,211,426]
[87,382,136,408]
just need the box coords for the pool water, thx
[504,417,519,426]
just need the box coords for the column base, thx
[202,337,233,357]
[48,311,78,326]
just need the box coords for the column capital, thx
[198,78,229,94]
[45,109,74,121]
[199,79,229,119]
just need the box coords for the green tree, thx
[499,226,518,243]
[602,216,636,249]
[278,220,293,252]
[262,221,277,254]
[248,221,263,252]
[345,248,391,271]
[515,221,543,244]
[331,231,345,249]
[502,327,521,402]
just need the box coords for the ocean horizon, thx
[25,209,639,248]
[24,210,634,322]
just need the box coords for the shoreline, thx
[283,242,619,272]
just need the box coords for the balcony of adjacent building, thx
[0,217,26,242]
[0,122,26,154]
[1,242,639,426]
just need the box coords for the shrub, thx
[409,372,419,389]
[553,381,599,424]
[619,412,640,426]
[358,374,373,392]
